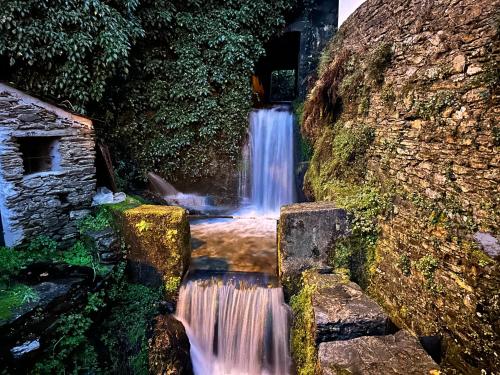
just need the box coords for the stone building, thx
[0,83,96,247]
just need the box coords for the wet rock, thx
[149,314,193,375]
[83,227,122,264]
[307,272,394,343]
[278,203,348,295]
[10,339,40,359]
[119,205,191,291]
[318,330,440,375]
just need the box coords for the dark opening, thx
[254,32,300,104]
[17,137,60,175]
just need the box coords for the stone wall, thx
[0,84,96,246]
[301,0,499,373]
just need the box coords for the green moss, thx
[412,90,458,120]
[305,122,374,192]
[290,273,318,375]
[415,255,440,290]
[398,254,412,276]
[365,42,393,85]
[0,284,38,322]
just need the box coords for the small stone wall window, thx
[17,137,61,175]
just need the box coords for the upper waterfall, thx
[243,105,296,216]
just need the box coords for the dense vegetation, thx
[0,0,294,185]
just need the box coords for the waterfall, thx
[245,105,296,215]
[176,278,291,375]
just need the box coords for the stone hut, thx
[0,83,96,247]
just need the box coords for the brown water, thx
[189,218,277,275]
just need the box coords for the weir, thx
[176,104,296,375]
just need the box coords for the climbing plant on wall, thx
[0,0,294,184]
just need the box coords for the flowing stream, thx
[175,105,296,375]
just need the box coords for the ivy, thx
[1,0,294,184]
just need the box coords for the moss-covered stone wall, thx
[301,0,499,373]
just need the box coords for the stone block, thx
[120,205,191,291]
[278,202,348,295]
[318,330,440,375]
[308,272,393,343]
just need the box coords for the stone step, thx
[307,272,394,343]
[318,330,440,375]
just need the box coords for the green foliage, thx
[270,69,296,101]
[34,291,106,374]
[289,275,317,375]
[0,0,294,184]
[0,0,144,113]
[63,241,107,276]
[0,246,24,285]
[100,283,161,374]
[77,208,112,234]
[365,42,393,85]
[0,284,38,321]
[25,235,58,259]
[398,254,412,276]
[416,255,440,290]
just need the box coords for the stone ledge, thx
[318,331,440,375]
[307,272,394,343]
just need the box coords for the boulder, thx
[278,203,348,295]
[318,330,440,375]
[149,314,193,375]
[308,272,394,343]
[119,205,191,292]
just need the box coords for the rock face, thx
[0,83,95,247]
[308,273,393,343]
[119,205,191,290]
[149,314,193,375]
[278,202,348,294]
[318,330,440,375]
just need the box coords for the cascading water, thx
[176,104,296,375]
[244,105,296,216]
[176,278,291,375]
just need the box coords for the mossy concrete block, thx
[318,331,440,375]
[278,202,348,296]
[120,205,190,291]
[306,272,393,343]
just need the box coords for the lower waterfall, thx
[176,278,291,375]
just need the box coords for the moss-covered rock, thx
[278,203,348,298]
[118,205,190,296]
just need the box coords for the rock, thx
[452,54,466,73]
[466,65,483,75]
[318,331,440,375]
[83,227,121,264]
[10,339,40,359]
[119,205,191,291]
[149,314,193,375]
[473,232,500,259]
[308,272,393,343]
[278,203,348,295]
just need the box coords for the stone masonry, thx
[0,83,96,247]
[302,0,500,372]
